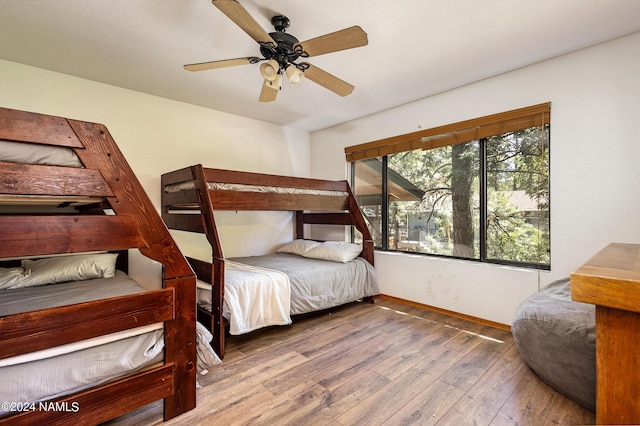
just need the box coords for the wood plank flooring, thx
[105,297,595,425]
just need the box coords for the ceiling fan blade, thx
[295,26,368,57]
[212,0,275,45]
[184,57,261,71]
[302,63,354,97]
[259,79,278,102]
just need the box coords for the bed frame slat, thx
[161,186,200,207]
[187,256,212,283]
[0,161,113,197]
[0,364,174,426]
[209,190,350,211]
[162,212,205,233]
[0,108,83,148]
[0,288,175,360]
[0,215,146,258]
[303,212,354,225]
[203,167,349,192]
[160,165,194,187]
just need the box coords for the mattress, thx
[0,270,143,315]
[197,253,379,330]
[163,181,348,197]
[0,139,82,168]
[0,271,164,412]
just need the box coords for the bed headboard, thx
[161,164,374,265]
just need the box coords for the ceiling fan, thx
[184,0,368,102]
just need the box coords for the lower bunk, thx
[191,240,379,355]
[0,253,218,424]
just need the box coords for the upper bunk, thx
[0,107,190,273]
[161,164,375,265]
[0,106,197,423]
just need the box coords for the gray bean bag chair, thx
[512,278,596,411]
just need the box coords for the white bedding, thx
[0,272,163,411]
[0,270,219,412]
[196,253,379,334]
[234,253,379,315]
[1,328,165,412]
[197,260,291,335]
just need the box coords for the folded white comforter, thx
[197,260,291,335]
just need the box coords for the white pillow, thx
[15,253,118,289]
[0,267,28,290]
[302,241,362,263]
[277,239,321,256]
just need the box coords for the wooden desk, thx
[571,243,640,425]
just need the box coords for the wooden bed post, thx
[211,257,226,358]
[295,210,304,239]
[191,165,227,359]
[346,185,375,266]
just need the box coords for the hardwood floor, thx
[105,297,595,425]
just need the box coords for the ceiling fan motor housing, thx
[260,15,300,68]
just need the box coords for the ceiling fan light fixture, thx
[285,64,304,86]
[266,73,283,90]
[260,59,280,81]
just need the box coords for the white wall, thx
[0,59,311,289]
[310,32,640,326]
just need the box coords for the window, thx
[348,104,550,269]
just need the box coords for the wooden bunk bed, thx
[161,164,377,359]
[0,107,197,424]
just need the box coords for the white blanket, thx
[197,260,291,335]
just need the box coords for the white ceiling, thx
[1,0,639,132]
